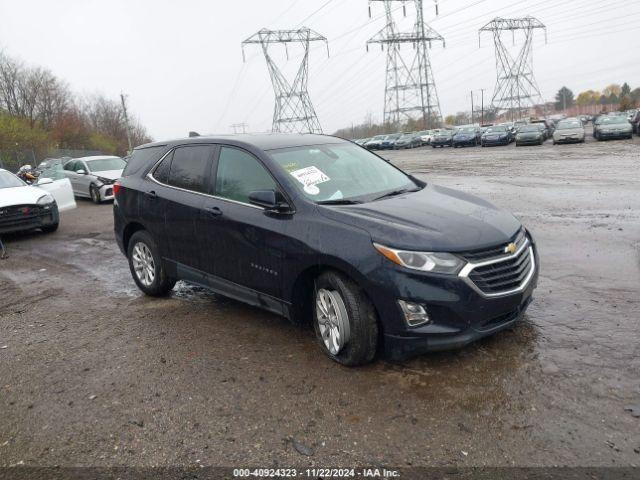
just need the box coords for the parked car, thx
[114,134,539,366]
[452,127,481,147]
[516,124,545,146]
[63,156,126,203]
[481,125,513,146]
[0,167,75,235]
[416,130,432,145]
[530,119,553,138]
[394,132,422,149]
[379,133,402,150]
[553,119,585,144]
[363,135,384,150]
[431,130,453,147]
[593,116,633,141]
[630,110,640,134]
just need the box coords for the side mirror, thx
[248,190,290,212]
[37,177,54,185]
[76,169,86,175]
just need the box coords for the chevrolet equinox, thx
[114,134,539,366]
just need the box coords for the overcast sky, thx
[1,0,639,140]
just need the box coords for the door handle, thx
[145,190,157,199]
[207,206,222,217]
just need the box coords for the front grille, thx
[461,229,526,262]
[0,204,43,225]
[468,246,533,295]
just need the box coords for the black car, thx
[629,111,640,134]
[481,125,513,146]
[431,131,453,147]
[379,133,402,150]
[114,134,539,366]
[452,127,481,147]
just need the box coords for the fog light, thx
[398,300,431,327]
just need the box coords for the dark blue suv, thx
[114,134,538,366]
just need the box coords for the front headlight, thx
[96,176,114,185]
[37,193,55,205]
[373,243,464,274]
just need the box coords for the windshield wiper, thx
[317,199,362,205]
[373,188,420,201]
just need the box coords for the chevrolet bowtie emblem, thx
[505,242,517,254]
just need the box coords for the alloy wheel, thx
[132,242,155,287]
[316,288,351,355]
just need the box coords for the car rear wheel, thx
[127,230,176,297]
[90,185,101,204]
[313,271,378,366]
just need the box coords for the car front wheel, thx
[313,271,378,366]
[127,230,176,297]
[90,185,101,204]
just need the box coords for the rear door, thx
[199,146,289,300]
[155,144,216,270]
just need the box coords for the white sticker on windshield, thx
[290,166,330,190]
[304,184,320,195]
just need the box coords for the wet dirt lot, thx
[1,133,639,468]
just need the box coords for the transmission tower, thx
[367,0,444,129]
[242,28,328,134]
[479,17,547,121]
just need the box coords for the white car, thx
[0,168,76,235]
[63,155,126,203]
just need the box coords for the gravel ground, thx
[0,132,639,469]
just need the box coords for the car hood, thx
[599,124,630,130]
[319,184,521,252]
[92,169,123,180]
[484,132,507,137]
[0,185,50,208]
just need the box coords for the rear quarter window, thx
[123,145,167,177]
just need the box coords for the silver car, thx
[63,156,126,203]
[553,119,585,145]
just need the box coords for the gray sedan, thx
[553,119,585,145]
[63,156,126,203]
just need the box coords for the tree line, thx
[555,83,640,111]
[0,51,151,168]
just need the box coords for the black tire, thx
[41,223,59,234]
[90,185,101,204]
[313,271,378,366]
[127,230,176,297]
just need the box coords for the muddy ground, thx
[1,133,639,469]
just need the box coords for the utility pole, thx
[241,28,328,134]
[480,88,485,125]
[470,91,474,125]
[120,93,133,154]
[367,0,444,130]
[479,17,547,121]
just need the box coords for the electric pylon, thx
[242,28,328,134]
[479,17,547,121]
[367,0,444,129]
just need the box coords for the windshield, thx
[386,134,401,140]
[597,116,629,125]
[459,128,476,133]
[269,143,417,203]
[518,125,539,132]
[557,120,582,130]
[0,170,26,189]
[485,126,507,133]
[86,157,126,172]
[373,135,386,140]
[437,131,452,137]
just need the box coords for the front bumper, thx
[453,138,477,146]
[0,202,59,234]
[98,183,115,201]
[554,135,583,144]
[482,137,510,146]
[366,242,539,361]
[516,136,543,145]
[598,130,632,139]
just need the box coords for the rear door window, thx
[214,147,277,204]
[166,145,215,194]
